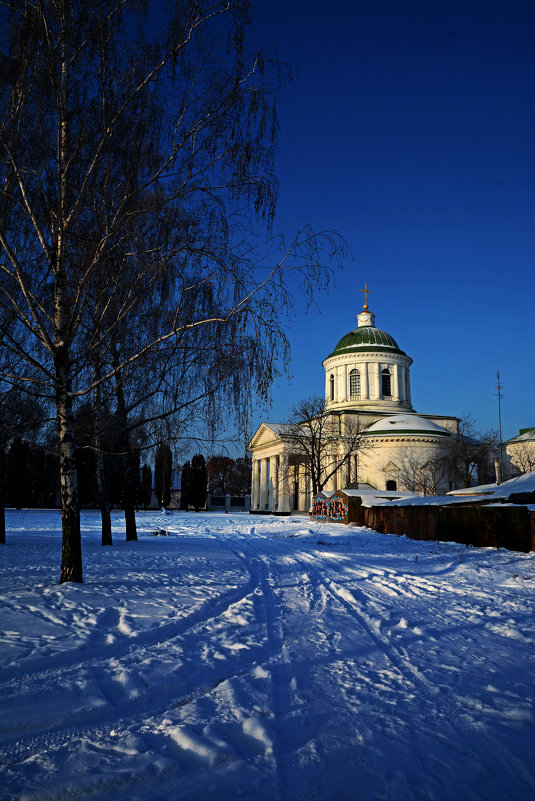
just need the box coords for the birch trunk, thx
[55,349,82,583]
[93,360,112,546]
[0,440,5,544]
[112,350,137,542]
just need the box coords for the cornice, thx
[323,351,413,367]
[364,434,453,444]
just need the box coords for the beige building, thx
[249,295,461,513]
[504,428,535,477]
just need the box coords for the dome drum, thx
[323,310,413,412]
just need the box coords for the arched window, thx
[329,374,335,401]
[382,368,391,397]
[349,369,360,398]
[386,480,397,491]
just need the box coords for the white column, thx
[393,363,400,401]
[259,458,268,510]
[405,367,412,406]
[267,457,274,511]
[250,459,256,510]
[305,468,312,513]
[361,362,369,399]
[344,454,352,488]
[373,362,381,399]
[278,454,291,513]
[295,464,302,510]
[272,456,279,511]
[398,364,405,401]
[252,459,261,510]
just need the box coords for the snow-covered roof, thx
[263,422,295,435]
[363,414,452,438]
[505,427,535,444]
[339,488,418,499]
[447,471,535,499]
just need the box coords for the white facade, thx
[249,301,460,512]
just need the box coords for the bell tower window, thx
[382,368,391,397]
[349,369,360,398]
[329,374,335,401]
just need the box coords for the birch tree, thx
[285,395,369,497]
[0,1,343,582]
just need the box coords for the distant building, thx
[504,427,535,477]
[249,292,466,513]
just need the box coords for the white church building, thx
[249,290,461,513]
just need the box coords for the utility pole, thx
[494,371,504,483]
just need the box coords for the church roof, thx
[363,414,452,438]
[329,325,405,357]
[325,297,408,359]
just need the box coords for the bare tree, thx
[0,1,344,582]
[508,442,535,476]
[389,449,452,496]
[445,414,498,488]
[285,395,370,497]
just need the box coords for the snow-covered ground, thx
[1,509,534,801]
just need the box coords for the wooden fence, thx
[311,492,535,553]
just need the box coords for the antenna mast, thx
[494,371,504,483]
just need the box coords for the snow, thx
[447,470,535,498]
[1,508,535,801]
[364,414,452,436]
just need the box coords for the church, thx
[249,287,461,513]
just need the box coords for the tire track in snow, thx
[258,558,297,801]
[0,577,266,766]
[298,551,532,800]
[209,528,303,801]
[1,574,254,687]
[297,552,430,689]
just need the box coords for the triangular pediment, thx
[249,422,285,450]
[382,461,400,473]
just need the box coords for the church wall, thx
[357,437,455,495]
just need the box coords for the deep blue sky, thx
[247,0,534,441]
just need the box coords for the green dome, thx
[329,326,405,357]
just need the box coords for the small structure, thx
[311,488,418,525]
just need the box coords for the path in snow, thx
[1,510,534,801]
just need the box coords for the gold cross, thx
[360,283,372,310]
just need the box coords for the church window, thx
[349,369,360,397]
[329,374,335,401]
[382,368,391,397]
[386,480,397,491]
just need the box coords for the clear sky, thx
[247,0,534,442]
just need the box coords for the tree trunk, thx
[93,356,112,545]
[0,441,5,544]
[112,350,137,542]
[94,379,112,546]
[55,350,83,583]
[55,9,82,582]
